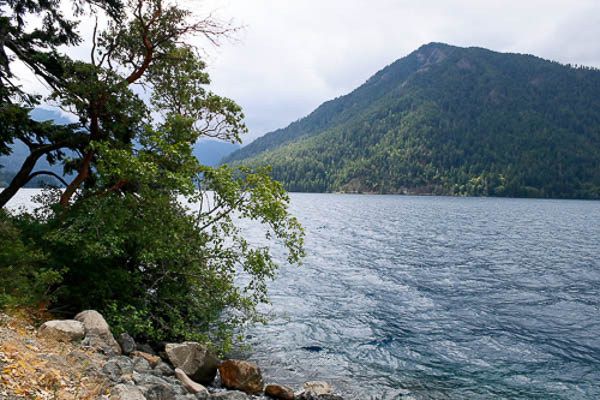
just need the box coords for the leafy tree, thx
[0,0,123,206]
[1,0,305,351]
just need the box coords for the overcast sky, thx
[18,1,600,143]
[192,0,600,143]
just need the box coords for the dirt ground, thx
[0,313,110,400]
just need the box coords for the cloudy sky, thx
[192,0,600,143]
[16,1,600,143]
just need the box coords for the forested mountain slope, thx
[223,43,600,198]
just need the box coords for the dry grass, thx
[0,313,110,399]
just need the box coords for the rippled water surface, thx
[239,194,600,399]
[8,191,600,399]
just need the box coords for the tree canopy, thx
[0,0,304,351]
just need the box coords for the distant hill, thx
[193,140,240,166]
[0,109,73,187]
[1,110,240,187]
[223,43,600,199]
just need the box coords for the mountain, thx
[223,43,600,199]
[193,140,240,166]
[0,109,74,188]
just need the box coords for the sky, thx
[198,0,600,143]
[16,0,600,144]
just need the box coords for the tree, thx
[0,0,123,206]
[1,0,305,351]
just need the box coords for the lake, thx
[7,191,600,399]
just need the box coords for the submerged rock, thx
[165,342,219,384]
[303,381,331,395]
[218,360,264,395]
[38,320,85,342]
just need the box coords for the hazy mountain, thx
[223,43,600,199]
[193,140,240,167]
[1,109,241,187]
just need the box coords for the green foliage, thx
[1,0,304,353]
[225,43,600,199]
[15,163,302,351]
[0,210,62,311]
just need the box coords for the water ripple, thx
[241,195,600,399]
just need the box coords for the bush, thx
[0,210,62,315]
[13,166,303,352]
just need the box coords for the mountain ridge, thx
[222,43,600,199]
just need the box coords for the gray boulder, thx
[38,320,85,342]
[103,356,134,382]
[75,310,121,354]
[165,342,219,384]
[210,391,250,400]
[111,383,147,400]
[152,361,174,377]
[119,332,137,354]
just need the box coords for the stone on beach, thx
[265,383,295,399]
[165,341,219,384]
[119,332,137,354]
[174,368,210,394]
[75,310,121,354]
[218,359,265,395]
[38,320,85,342]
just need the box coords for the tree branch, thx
[27,170,69,187]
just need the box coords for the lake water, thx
[7,191,600,399]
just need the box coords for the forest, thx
[224,43,600,199]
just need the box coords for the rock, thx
[111,383,147,400]
[303,382,331,395]
[210,391,250,400]
[82,334,120,355]
[218,360,264,395]
[152,361,174,377]
[133,356,152,372]
[102,356,134,382]
[175,368,210,395]
[265,383,295,399]
[137,343,156,355]
[38,320,85,342]
[297,392,343,400]
[165,342,219,384]
[74,310,121,354]
[131,351,161,368]
[317,395,344,400]
[142,383,179,400]
[119,333,137,354]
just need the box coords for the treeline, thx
[227,43,600,199]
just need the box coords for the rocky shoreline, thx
[0,311,346,400]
